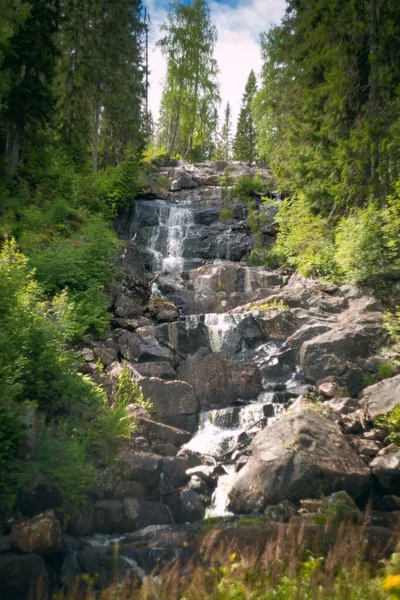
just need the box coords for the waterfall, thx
[135,201,194,273]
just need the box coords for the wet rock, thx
[264,500,297,522]
[118,451,162,487]
[111,242,151,318]
[165,488,206,523]
[155,319,211,357]
[137,418,191,447]
[237,315,264,347]
[11,510,62,553]
[161,456,193,488]
[138,378,199,432]
[229,406,371,512]
[186,464,227,486]
[0,554,48,600]
[136,501,173,529]
[157,310,179,323]
[177,353,262,409]
[371,445,400,493]
[363,375,400,422]
[76,547,145,589]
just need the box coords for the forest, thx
[2,0,400,599]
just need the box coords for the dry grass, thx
[55,521,400,600]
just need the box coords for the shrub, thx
[29,217,119,337]
[377,405,400,445]
[116,364,154,415]
[384,309,400,352]
[231,174,264,201]
[220,207,234,220]
[36,426,98,522]
[274,193,338,278]
[250,299,289,311]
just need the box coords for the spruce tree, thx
[233,70,257,164]
[214,102,232,161]
[157,0,220,160]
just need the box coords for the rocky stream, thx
[2,161,400,598]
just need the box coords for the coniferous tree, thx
[233,70,257,164]
[0,0,59,172]
[255,0,400,212]
[214,102,232,160]
[157,0,220,160]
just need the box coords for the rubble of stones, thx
[2,161,400,599]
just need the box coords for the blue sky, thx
[146,0,286,127]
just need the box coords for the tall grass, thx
[55,522,400,600]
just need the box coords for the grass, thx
[55,522,400,599]
[250,299,289,311]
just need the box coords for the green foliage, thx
[250,299,289,312]
[233,70,258,164]
[157,175,171,191]
[116,364,154,415]
[363,362,397,389]
[273,194,338,279]
[314,495,360,527]
[220,207,234,220]
[157,0,220,159]
[384,309,400,352]
[231,174,264,202]
[214,102,232,161]
[377,405,400,446]
[36,426,97,522]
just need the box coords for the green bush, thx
[273,193,338,278]
[29,217,119,337]
[220,207,234,220]
[384,309,400,352]
[231,174,264,201]
[116,364,154,415]
[36,426,98,522]
[377,405,400,445]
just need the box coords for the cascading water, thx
[134,200,195,273]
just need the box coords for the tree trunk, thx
[10,129,21,175]
[92,87,101,173]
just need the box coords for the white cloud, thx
[147,0,286,129]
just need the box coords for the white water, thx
[139,202,194,273]
[206,465,236,518]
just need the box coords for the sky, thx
[145,0,287,128]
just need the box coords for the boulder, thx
[67,498,94,536]
[363,375,400,422]
[93,345,117,367]
[138,378,199,432]
[371,445,400,493]
[93,500,124,533]
[137,418,191,447]
[111,242,151,318]
[11,510,62,554]
[300,322,383,381]
[114,481,145,500]
[133,362,176,380]
[229,406,371,512]
[136,501,173,529]
[123,497,141,521]
[76,547,145,589]
[176,353,262,409]
[264,500,297,522]
[157,310,179,323]
[118,451,162,487]
[164,488,205,523]
[0,554,48,600]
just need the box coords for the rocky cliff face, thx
[5,161,400,598]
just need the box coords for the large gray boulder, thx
[371,445,400,493]
[176,352,262,409]
[363,375,400,422]
[137,418,191,447]
[300,322,383,381]
[229,406,371,512]
[111,242,151,318]
[138,378,199,432]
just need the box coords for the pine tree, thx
[233,70,257,164]
[56,0,145,171]
[157,0,220,160]
[214,102,232,161]
[0,0,59,172]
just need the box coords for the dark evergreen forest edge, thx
[2,0,400,597]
